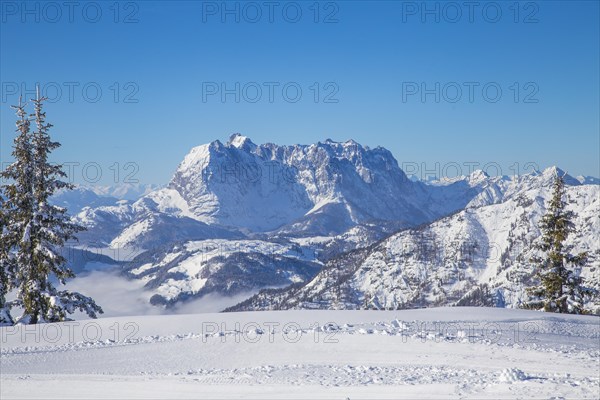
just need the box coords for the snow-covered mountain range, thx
[58,135,600,312]
[229,169,599,312]
[51,183,161,214]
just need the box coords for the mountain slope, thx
[123,239,322,307]
[68,136,599,312]
[228,171,600,313]
[76,135,546,250]
[168,134,437,233]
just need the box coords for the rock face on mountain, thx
[168,134,438,234]
[70,136,599,311]
[75,134,544,249]
[228,169,600,313]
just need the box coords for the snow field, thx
[1,308,598,399]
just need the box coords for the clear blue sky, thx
[1,1,599,185]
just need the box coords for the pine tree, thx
[0,91,103,324]
[522,173,595,314]
[0,97,32,326]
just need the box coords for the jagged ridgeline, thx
[60,134,598,313]
[227,169,599,313]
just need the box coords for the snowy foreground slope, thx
[1,308,599,399]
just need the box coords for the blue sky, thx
[1,1,598,185]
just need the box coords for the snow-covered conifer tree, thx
[522,174,596,314]
[0,91,103,324]
[0,97,32,326]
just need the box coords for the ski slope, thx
[1,308,598,399]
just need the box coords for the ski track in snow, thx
[1,308,599,399]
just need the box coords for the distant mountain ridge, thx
[58,135,599,311]
[229,170,600,312]
[51,183,161,214]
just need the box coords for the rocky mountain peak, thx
[227,133,257,151]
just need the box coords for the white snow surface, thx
[1,307,598,399]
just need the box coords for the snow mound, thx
[498,368,527,383]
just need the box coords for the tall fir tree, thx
[0,91,103,324]
[522,173,595,314]
[0,97,32,326]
